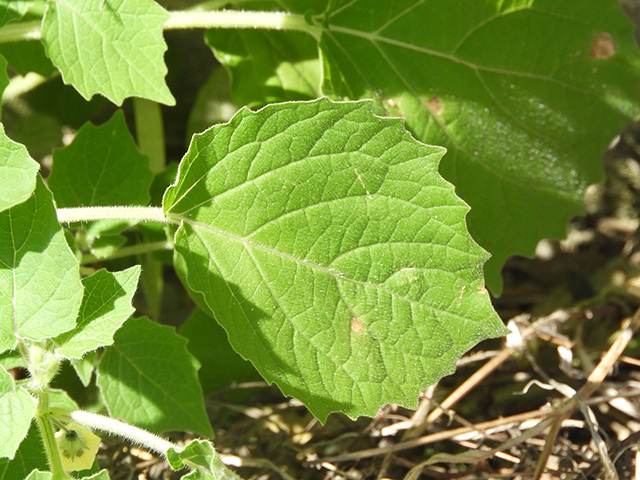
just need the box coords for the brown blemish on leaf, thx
[426,96,443,115]
[350,317,364,333]
[590,33,616,59]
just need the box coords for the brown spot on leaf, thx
[427,96,444,115]
[590,33,616,59]
[350,317,364,333]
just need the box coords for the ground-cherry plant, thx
[0,0,639,479]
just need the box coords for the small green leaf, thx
[71,353,96,387]
[25,470,52,480]
[163,98,506,420]
[49,387,79,411]
[88,235,127,259]
[41,0,174,105]
[0,123,39,212]
[96,317,213,436]
[0,1,30,27]
[0,427,48,479]
[167,440,240,480]
[0,178,83,353]
[79,471,109,480]
[206,27,321,106]
[0,366,37,459]
[55,267,141,359]
[48,110,153,207]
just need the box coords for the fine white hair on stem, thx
[70,410,178,456]
[56,206,173,224]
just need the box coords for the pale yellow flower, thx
[55,422,100,471]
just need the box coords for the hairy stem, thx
[165,10,321,39]
[69,410,177,457]
[56,206,171,224]
[35,393,70,480]
[0,10,320,44]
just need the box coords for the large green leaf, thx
[163,98,506,420]
[315,0,640,291]
[41,0,174,105]
[0,124,39,212]
[0,178,83,353]
[0,366,37,460]
[54,267,141,359]
[48,110,153,207]
[96,317,213,436]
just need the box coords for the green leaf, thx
[55,267,141,359]
[186,68,237,140]
[70,352,96,387]
[179,308,260,394]
[49,387,79,411]
[80,471,109,480]
[0,366,37,459]
[206,26,321,107]
[48,110,153,207]
[0,1,30,27]
[0,427,48,479]
[317,0,640,291]
[41,0,175,106]
[96,317,213,436]
[163,98,506,420]
[87,235,127,260]
[5,113,63,163]
[167,440,240,480]
[25,470,52,480]
[0,123,39,212]
[0,178,83,352]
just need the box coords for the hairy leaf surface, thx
[0,178,82,352]
[41,0,174,105]
[55,267,141,359]
[0,366,36,459]
[0,125,38,212]
[164,98,506,420]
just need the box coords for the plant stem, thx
[81,240,173,264]
[0,10,321,44]
[56,206,171,224]
[35,392,70,480]
[165,10,321,39]
[0,20,41,43]
[69,410,178,457]
[2,72,53,103]
[133,98,166,174]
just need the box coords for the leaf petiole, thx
[0,10,320,45]
[56,206,170,224]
